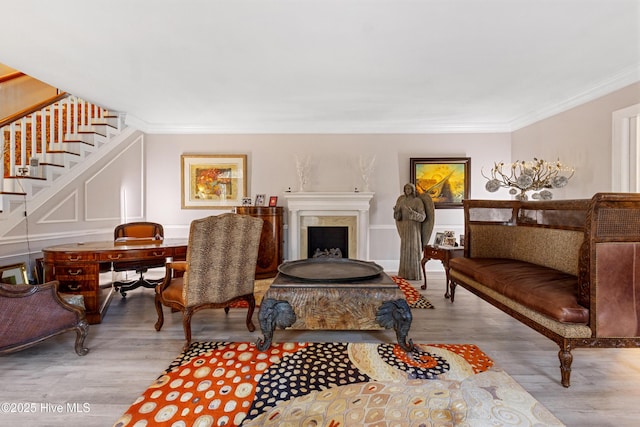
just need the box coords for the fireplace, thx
[284,192,374,260]
[307,226,348,258]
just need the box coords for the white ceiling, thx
[2,0,639,133]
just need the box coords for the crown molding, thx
[125,115,512,135]
[125,67,640,135]
[508,65,640,131]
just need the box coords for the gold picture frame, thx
[181,154,247,209]
[0,263,29,285]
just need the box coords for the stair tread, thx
[6,175,47,180]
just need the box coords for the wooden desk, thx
[43,239,187,324]
[420,245,464,298]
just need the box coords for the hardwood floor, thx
[1,272,638,426]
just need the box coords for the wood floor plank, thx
[0,272,638,426]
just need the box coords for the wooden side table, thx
[420,245,464,298]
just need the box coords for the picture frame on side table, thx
[269,196,278,207]
[241,197,253,206]
[410,157,470,209]
[434,232,445,246]
[255,194,266,206]
[0,263,29,285]
[181,154,247,209]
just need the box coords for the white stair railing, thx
[1,94,118,195]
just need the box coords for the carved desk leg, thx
[376,299,415,352]
[256,298,297,351]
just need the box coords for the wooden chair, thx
[112,222,165,297]
[154,213,263,349]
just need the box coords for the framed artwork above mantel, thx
[410,157,470,209]
[181,154,247,209]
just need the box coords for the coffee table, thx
[256,259,414,351]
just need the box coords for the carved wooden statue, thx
[393,183,435,280]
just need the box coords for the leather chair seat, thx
[449,258,588,324]
[161,277,184,305]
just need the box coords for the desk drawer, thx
[47,252,97,262]
[54,265,98,292]
[423,246,445,260]
[98,247,173,262]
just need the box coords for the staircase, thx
[1,94,127,220]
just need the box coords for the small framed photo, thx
[0,263,29,285]
[268,196,278,207]
[443,230,456,247]
[443,236,457,247]
[241,197,253,206]
[254,194,266,206]
[459,235,465,247]
[434,232,444,246]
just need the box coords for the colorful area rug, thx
[234,276,434,309]
[113,341,564,426]
[391,275,434,309]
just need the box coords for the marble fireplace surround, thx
[284,192,374,260]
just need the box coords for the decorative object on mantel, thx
[294,155,311,191]
[358,154,376,192]
[483,158,575,200]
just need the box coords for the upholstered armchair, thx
[154,213,264,349]
[112,221,165,297]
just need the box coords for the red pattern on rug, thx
[391,275,434,308]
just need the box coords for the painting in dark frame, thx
[410,157,470,208]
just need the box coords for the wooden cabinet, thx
[235,206,284,279]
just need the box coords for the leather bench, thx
[448,193,640,387]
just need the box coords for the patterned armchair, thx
[154,213,263,349]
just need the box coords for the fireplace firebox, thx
[307,226,348,258]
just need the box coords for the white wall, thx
[511,82,640,199]
[0,131,145,269]
[144,133,511,268]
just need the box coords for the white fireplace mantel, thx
[284,191,374,260]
